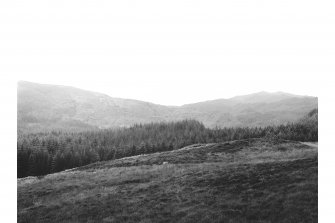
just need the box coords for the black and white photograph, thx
[1,0,334,222]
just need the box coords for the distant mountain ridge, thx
[18,81,318,133]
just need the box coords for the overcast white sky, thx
[1,0,334,105]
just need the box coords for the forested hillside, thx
[17,109,317,178]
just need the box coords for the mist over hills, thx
[17,81,318,133]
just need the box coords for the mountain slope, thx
[177,95,317,127]
[18,81,318,132]
[18,81,174,132]
[18,138,318,223]
[229,91,302,104]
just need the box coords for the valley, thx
[17,81,318,132]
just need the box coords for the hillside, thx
[18,81,173,132]
[18,81,318,132]
[18,138,317,223]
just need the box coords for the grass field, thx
[17,139,318,223]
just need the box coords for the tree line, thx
[17,111,317,178]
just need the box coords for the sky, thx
[1,0,334,105]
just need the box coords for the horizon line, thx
[18,80,317,107]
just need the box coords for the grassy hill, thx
[17,138,317,223]
[18,81,318,132]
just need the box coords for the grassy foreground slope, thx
[18,139,317,223]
